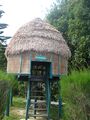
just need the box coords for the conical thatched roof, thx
[5,18,71,58]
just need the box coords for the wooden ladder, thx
[25,79,51,120]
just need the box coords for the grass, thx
[0,70,17,119]
[3,115,19,120]
[3,97,25,120]
[61,69,90,120]
[12,97,26,108]
[0,70,17,86]
[50,105,59,120]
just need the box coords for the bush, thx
[0,70,17,119]
[0,80,9,119]
[61,69,90,120]
[17,82,26,97]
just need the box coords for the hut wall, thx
[52,54,59,75]
[7,52,68,75]
[7,55,20,73]
[60,57,68,75]
[21,53,30,73]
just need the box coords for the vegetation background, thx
[46,0,90,119]
[46,0,90,71]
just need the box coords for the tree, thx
[46,0,90,70]
[0,5,11,70]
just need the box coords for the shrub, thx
[0,70,17,119]
[17,82,26,97]
[61,69,90,120]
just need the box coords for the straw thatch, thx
[5,18,71,58]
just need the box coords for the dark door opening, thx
[31,61,51,78]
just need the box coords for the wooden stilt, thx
[57,80,62,119]
[34,98,37,118]
[6,89,10,116]
[10,88,13,106]
[45,80,51,120]
[26,79,31,120]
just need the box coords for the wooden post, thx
[34,98,37,118]
[20,53,22,73]
[10,88,13,106]
[26,79,31,120]
[57,80,62,119]
[58,55,61,77]
[45,79,51,120]
[26,53,32,120]
[6,89,10,116]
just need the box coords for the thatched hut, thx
[5,18,71,77]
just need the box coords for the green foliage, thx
[3,97,59,120]
[12,97,26,108]
[3,115,19,120]
[51,82,59,101]
[17,82,26,97]
[0,44,7,70]
[0,70,17,119]
[3,97,26,120]
[61,69,90,120]
[0,5,11,44]
[46,0,90,70]
[0,80,9,119]
[50,105,58,120]
[0,5,11,71]
[0,70,17,86]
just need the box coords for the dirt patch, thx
[11,107,25,117]
[21,118,46,120]
[11,107,46,120]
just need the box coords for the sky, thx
[0,0,54,40]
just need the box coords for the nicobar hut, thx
[5,18,71,120]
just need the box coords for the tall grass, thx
[0,70,17,119]
[61,69,90,120]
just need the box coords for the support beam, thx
[10,88,13,106]
[26,79,31,120]
[45,80,51,120]
[57,80,62,119]
[6,89,10,116]
[34,98,37,118]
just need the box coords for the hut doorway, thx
[31,61,51,80]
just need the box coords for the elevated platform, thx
[17,74,60,82]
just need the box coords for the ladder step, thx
[30,114,48,117]
[31,101,46,104]
[31,96,45,98]
[31,91,43,93]
[34,109,47,111]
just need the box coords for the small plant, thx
[61,69,90,120]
